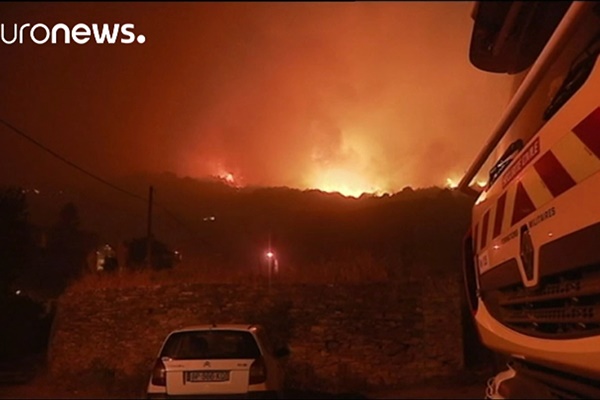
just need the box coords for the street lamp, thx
[266,250,275,289]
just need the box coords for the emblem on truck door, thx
[520,224,535,281]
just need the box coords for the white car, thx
[146,324,289,399]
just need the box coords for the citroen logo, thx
[203,361,211,368]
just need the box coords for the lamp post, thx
[266,251,274,290]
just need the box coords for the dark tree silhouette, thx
[58,202,80,231]
[0,186,34,293]
[126,236,176,270]
[45,202,97,293]
[0,187,51,367]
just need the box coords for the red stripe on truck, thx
[573,107,600,158]
[534,150,576,197]
[493,193,507,238]
[511,182,536,225]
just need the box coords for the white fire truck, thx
[459,2,600,398]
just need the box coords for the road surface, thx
[1,377,486,399]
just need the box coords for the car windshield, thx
[160,330,261,360]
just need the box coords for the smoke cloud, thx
[0,2,512,196]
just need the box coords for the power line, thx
[0,117,206,243]
[0,117,147,203]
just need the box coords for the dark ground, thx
[0,366,488,399]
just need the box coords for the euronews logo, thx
[1,23,146,45]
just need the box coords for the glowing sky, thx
[0,2,512,197]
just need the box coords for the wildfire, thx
[446,178,459,189]
[219,171,235,184]
[446,177,487,190]
[305,167,387,198]
[208,161,240,187]
[301,127,392,197]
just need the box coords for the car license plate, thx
[186,370,230,382]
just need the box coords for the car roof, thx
[171,324,262,334]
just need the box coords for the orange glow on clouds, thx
[150,3,511,198]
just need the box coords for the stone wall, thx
[48,274,464,394]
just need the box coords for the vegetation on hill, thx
[4,174,474,295]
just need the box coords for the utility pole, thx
[146,185,154,269]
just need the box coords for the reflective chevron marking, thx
[493,193,507,239]
[502,183,517,234]
[533,151,576,197]
[477,107,600,250]
[511,182,537,226]
[572,107,600,158]
[521,164,554,208]
[552,130,600,182]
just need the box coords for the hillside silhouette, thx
[22,171,474,282]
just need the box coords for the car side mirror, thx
[274,346,290,358]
